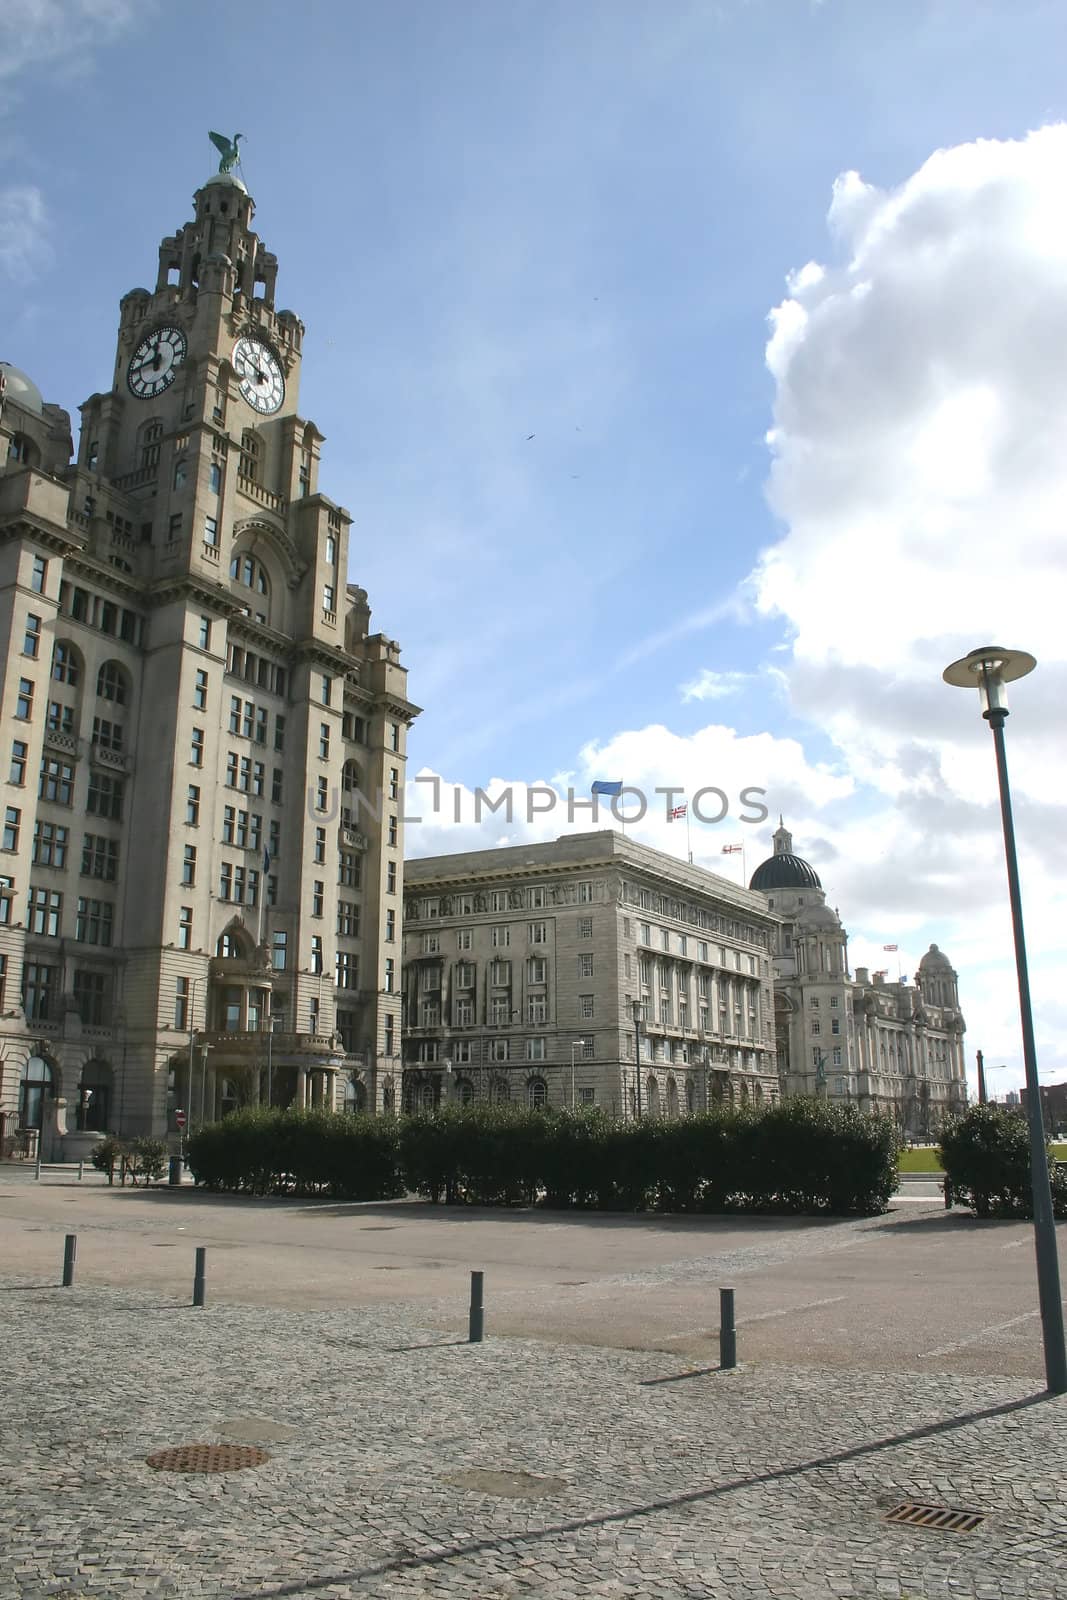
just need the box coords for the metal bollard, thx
[62,1234,77,1288]
[193,1246,207,1308]
[719,1286,736,1370]
[468,1270,485,1343]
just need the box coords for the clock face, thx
[127,326,187,399]
[233,335,285,415]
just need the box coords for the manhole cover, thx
[443,1468,567,1499]
[146,1443,270,1473]
[885,1502,985,1532]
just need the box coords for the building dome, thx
[203,171,248,195]
[749,853,822,892]
[918,943,954,971]
[0,362,44,414]
[797,901,840,929]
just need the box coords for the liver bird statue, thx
[209,131,245,174]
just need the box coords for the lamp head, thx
[632,1001,644,1024]
[943,645,1036,717]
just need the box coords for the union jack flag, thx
[670,804,687,819]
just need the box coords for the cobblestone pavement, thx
[2,1279,1066,1600]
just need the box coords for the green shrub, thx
[940,1103,1067,1218]
[124,1137,168,1185]
[187,1108,403,1200]
[90,1135,125,1185]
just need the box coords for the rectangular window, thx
[81,834,118,880]
[28,885,62,936]
[491,926,510,948]
[182,845,196,886]
[310,935,324,975]
[9,741,27,786]
[578,953,593,978]
[579,994,594,1019]
[312,880,324,917]
[23,615,41,657]
[269,930,288,972]
[175,976,190,1031]
[832,1047,843,1066]
[457,928,472,951]
[388,814,398,848]
[228,695,241,735]
[168,513,183,540]
[198,616,211,649]
[75,896,112,946]
[384,956,395,993]
[388,768,399,801]
[23,962,56,1023]
[339,851,360,888]
[812,1020,821,1036]
[336,950,359,990]
[2,806,19,851]
[186,785,200,827]
[31,555,48,594]
[526,1038,546,1062]
[527,956,546,984]
[39,757,74,805]
[489,1038,510,1062]
[577,916,593,938]
[830,995,839,1008]
[527,996,547,1024]
[73,969,108,1027]
[15,678,33,720]
[91,717,123,753]
[831,1018,841,1035]
[29,821,67,869]
[254,707,267,745]
[271,768,283,805]
[323,584,335,613]
[0,876,11,924]
[389,721,400,751]
[193,669,208,710]
[46,701,74,735]
[337,901,359,938]
[318,722,330,760]
[178,906,192,950]
[314,826,326,864]
[274,714,285,752]
[576,881,593,904]
[191,728,204,767]
[529,921,547,944]
[204,515,219,548]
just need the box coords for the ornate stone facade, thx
[402,830,779,1115]
[754,822,968,1135]
[0,163,417,1154]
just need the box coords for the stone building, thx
[0,153,417,1156]
[751,821,967,1135]
[402,830,779,1115]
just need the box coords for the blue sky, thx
[4,0,1067,1091]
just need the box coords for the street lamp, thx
[632,1001,644,1120]
[943,644,1066,1395]
[570,1039,587,1109]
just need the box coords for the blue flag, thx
[592,780,623,797]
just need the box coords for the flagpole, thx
[686,806,692,865]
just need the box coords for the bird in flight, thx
[526,434,535,440]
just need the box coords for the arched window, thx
[453,1076,474,1105]
[666,1078,679,1119]
[52,641,81,687]
[229,552,270,595]
[342,1076,367,1114]
[685,1080,695,1114]
[526,1076,548,1109]
[96,661,129,705]
[216,928,253,961]
[489,1075,511,1104]
[19,1056,55,1130]
[8,433,37,467]
[239,429,261,482]
[78,1060,113,1132]
[646,1076,660,1118]
[140,420,163,470]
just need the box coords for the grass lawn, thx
[898,1142,1067,1172]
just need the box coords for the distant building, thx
[1021,1080,1067,1136]
[402,830,779,1115]
[752,821,968,1136]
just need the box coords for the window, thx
[388,767,399,801]
[579,994,594,1019]
[175,976,190,1031]
[190,728,204,767]
[320,674,332,705]
[198,616,211,649]
[75,897,112,946]
[384,956,395,993]
[812,1047,823,1067]
[389,721,400,752]
[81,835,118,880]
[388,814,398,848]
[193,669,208,710]
[91,717,123,753]
[309,996,321,1032]
[9,741,27,786]
[457,928,472,951]
[313,826,326,864]
[39,757,74,805]
[2,807,19,851]
[272,768,283,805]
[31,556,48,594]
[182,845,196,886]
[312,880,324,917]
[337,901,359,938]
[15,678,33,720]
[812,1020,821,1036]
[640,922,651,945]
[168,513,182,540]
[336,950,358,989]
[184,785,200,827]
[0,876,11,923]
[209,462,222,494]
[73,972,109,1029]
[315,776,328,810]
[274,714,286,752]
[230,553,270,595]
[266,930,288,973]
[23,614,41,657]
[579,1086,595,1106]
[422,933,440,955]
[577,916,593,939]
[830,995,839,1008]
[527,996,547,1024]
[491,926,510,948]
[810,996,820,1009]
[527,956,546,984]
[96,662,128,705]
[28,886,62,936]
[339,851,360,888]
[33,821,68,867]
[832,1047,843,1066]
[85,771,122,822]
[386,861,397,894]
[661,929,670,951]
[204,515,219,548]
[52,642,79,687]
[23,962,56,1023]
[323,583,336,613]
[310,935,323,975]
[489,1038,510,1063]
[46,701,74,735]
[578,953,593,978]
[831,1018,841,1035]
[529,921,547,944]
[455,998,474,1026]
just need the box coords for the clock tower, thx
[0,147,419,1148]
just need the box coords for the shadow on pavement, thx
[228,1389,1051,1599]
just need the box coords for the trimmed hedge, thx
[939,1103,1067,1218]
[187,1099,898,1215]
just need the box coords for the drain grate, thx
[885,1501,985,1532]
[146,1443,270,1474]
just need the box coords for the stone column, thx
[296,1068,308,1109]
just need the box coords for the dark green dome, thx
[749,853,822,892]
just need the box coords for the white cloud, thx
[0,0,142,81]
[754,124,1067,1089]
[0,185,49,280]
[679,668,753,702]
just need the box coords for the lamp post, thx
[200,1040,213,1125]
[187,976,200,1126]
[570,1039,587,1109]
[632,1001,644,1120]
[943,644,1066,1395]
